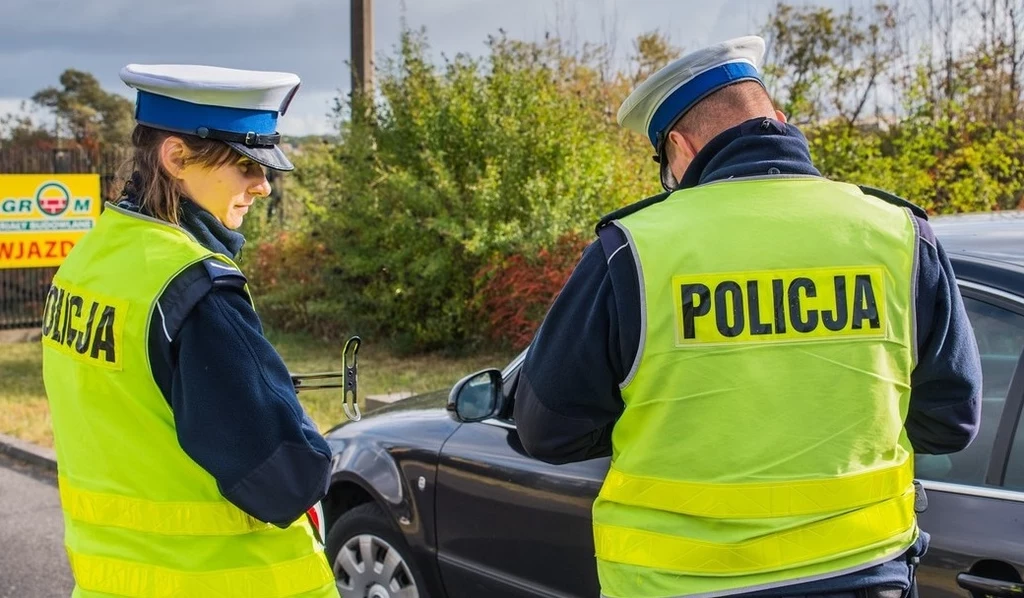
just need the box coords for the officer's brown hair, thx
[672,81,776,146]
[117,125,237,225]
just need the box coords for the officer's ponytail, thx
[116,125,236,225]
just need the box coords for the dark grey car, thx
[321,211,1024,598]
[911,212,1024,598]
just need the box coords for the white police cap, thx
[120,64,301,171]
[618,35,766,152]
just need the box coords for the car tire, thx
[325,502,426,598]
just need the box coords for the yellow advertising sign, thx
[0,174,102,269]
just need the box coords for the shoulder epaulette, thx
[202,258,247,289]
[152,259,247,343]
[858,185,929,221]
[595,191,673,233]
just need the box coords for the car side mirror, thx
[447,369,503,423]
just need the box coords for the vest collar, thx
[679,118,821,189]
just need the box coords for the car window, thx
[501,368,520,423]
[915,296,1024,486]
[499,351,528,423]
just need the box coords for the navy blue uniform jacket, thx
[513,118,983,595]
[121,195,332,529]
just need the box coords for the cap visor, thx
[225,142,294,171]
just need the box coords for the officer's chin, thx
[225,207,249,230]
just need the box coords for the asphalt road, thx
[0,454,74,598]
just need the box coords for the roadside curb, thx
[0,432,57,473]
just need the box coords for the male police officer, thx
[514,36,982,598]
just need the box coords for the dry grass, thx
[0,333,513,448]
[0,342,54,447]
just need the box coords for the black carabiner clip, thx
[342,336,361,421]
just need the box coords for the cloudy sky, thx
[1,0,870,136]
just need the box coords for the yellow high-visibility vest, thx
[42,205,338,598]
[595,178,919,598]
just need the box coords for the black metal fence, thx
[0,146,130,330]
[1,266,57,329]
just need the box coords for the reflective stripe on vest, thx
[68,549,335,598]
[599,458,914,519]
[595,491,915,576]
[59,476,273,536]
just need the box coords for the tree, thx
[30,69,134,152]
[629,31,682,86]
[762,2,1024,214]
[762,2,902,127]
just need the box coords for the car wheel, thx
[325,502,424,598]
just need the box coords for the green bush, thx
[269,29,659,352]
[807,116,1024,214]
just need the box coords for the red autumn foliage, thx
[248,231,331,290]
[474,232,590,350]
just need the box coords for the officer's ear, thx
[775,109,788,124]
[666,130,698,164]
[159,136,190,179]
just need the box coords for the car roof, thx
[931,211,1024,299]
[932,211,1024,266]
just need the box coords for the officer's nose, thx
[249,173,272,198]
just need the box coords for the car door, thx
[915,284,1024,598]
[434,368,607,598]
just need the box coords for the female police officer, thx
[40,65,339,597]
